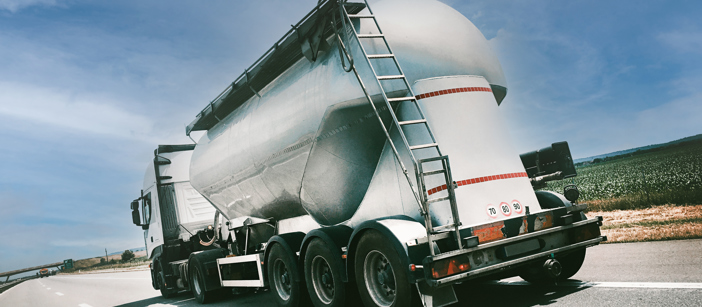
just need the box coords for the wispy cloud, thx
[0,0,61,13]
[0,82,157,141]
[657,30,702,55]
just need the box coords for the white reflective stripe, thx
[55,292,64,296]
[492,280,702,289]
[79,304,93,307]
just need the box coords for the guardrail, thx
[0,275,38,294]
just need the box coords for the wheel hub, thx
[364,250,397,307]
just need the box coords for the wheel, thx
[158,269,176,298]
[189,257,225,304]
[268,243,308,307]
[354,230,412,307]
[151,267,160,290]
[558,249,586,280]
[519,249,587,283]
[305,238,346,307]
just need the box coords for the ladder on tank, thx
[335,0,463,254]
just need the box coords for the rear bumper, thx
[419,214,604,287]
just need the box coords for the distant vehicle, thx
[39,268,49,278]
[130,1,605,306]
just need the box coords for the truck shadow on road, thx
[114,281,591,307]
[453,280,592,306]
[114,289,276,307]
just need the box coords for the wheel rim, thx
[363,250,396,307]
[273,258,292,300]
[193,268,202,295]
[311,255,335,304]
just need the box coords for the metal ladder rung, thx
[377,75,405,80]
[426,196,450,204]
[357,33,385,38]
[348,14,375,19]
[387,97,415,103]
[399,119,427,126]
[409,143,438,150]
[367,54,395,59]
[418,155,449,164]
[421,169,446,176]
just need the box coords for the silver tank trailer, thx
[190,0,513,227]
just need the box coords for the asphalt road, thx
[2,239,701,307]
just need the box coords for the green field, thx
[543,140,702,211]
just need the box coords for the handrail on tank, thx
[188,0,340,136]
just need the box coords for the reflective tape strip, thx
[415,86,492,100]
[427,172,528,195]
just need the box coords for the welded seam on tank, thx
[427,172,529,195]
[415,86,492,100]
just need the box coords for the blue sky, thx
[0,0,700,275]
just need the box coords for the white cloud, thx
[657,30,702,54]
[0,82,159,142]
[0,0,60,13]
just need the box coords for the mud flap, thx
[416,281,458,307]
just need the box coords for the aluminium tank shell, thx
[189,0,508,226]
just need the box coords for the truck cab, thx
[130,144,218,296]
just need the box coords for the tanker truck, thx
[130,1,605,306]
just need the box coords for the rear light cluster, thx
[431,256,471,279]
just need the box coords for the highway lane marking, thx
[490,280,702,289]
[55,292,65,296]
[172,298,195,304]
[78,304,93,307]
[53,277,149,280]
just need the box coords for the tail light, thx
[431,256,470,279]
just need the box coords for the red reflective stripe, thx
[427,171,529,195]
[415,86,493,100]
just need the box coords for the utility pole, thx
[105,248,108,263]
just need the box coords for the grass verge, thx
[586,204,702,243]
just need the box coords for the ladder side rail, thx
[417,162,437,256]
[442,158,463,249]
[343,2,463,251]
[355,2,444,156]
[338,5,426,214]
[342,8,419,164]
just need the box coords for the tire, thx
[268,243,308,307]
[305,238,346,307]
[354,230,412,307]
[158,269,177,298]
[558,249,586,280]
[189,257,223,304]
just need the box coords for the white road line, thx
[172,298,195,304]
[47,288,51,290]
[78,304,93,307]
[55,292,64,296]
[491,280,702,289]
[53,277,149,280]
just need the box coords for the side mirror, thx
[130,200,139,210]
[131,208,141,226]
[520,141,576,179]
